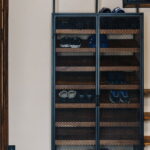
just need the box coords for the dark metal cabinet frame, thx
[51,13,144,150]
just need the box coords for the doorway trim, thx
[0,0,8,150]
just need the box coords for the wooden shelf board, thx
[56,85,96,90]
[56,29,96,34]
[55,140,95,145]
[101,48,139,53]
[101,84,139,90]
[56,48,139,53]
[100,29,140,34]
[100,66,139,72]
[56,66,95,72]
[56,84,139,90]
[56,103,139,109]
[100,140,139,145]
[55,140,139,146]
[100,103,140,109]
[56,122,139,127]
[56,66,139,72]
[56,48,96,53]
[56,29,140,34]
[56,103,95,109]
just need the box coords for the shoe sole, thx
[70,44,81,48]
[60,44,70,48]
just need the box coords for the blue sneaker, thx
[120,90,130,103]
[109,90,120,103]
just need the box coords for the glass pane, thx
[55,16,96,150]
[99,15,142,150]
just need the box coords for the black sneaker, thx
[70,37,81,48]
[99,7,111,13]
[112,7,125,13]
[60,37,70,48]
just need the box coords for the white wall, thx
[9,0,150,150]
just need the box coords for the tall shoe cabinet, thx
[52,13,144,150]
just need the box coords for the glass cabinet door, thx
[99,14,143,150]
[53,15,97,150]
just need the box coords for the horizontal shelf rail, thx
[56,122,139,127]
[56,84,139,90]
[56,66,139,72]
[55,137,150,146]
[56,103,140,109]
[56,48,139,53]
[55,140,139,146]
[56,29,140,34]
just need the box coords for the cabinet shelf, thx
[56,48,96,53]
[55,140,95,145]
[56,29,140,34]
[100,29,140,34]
[56,122,139,127]
[56,103,95,108]
[56,66,139,72]
[55,140,139,146]
[56,84,139,90]
[56,103,140,109]
[56,29,96,34]
[56,48,139,53]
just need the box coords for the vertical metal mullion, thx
[53,0,55,13]
[51,14,56,150]
[139,14,144,150]
[96,14,100,150]
[95,0,98,13]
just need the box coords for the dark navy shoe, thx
[99,7,111,13]
[109,90,120,103]
[88,35,96,48]
[60,37,70,48]
[120,90,130,103]
[112,7,125,13]
[70,37,81,48]
[88,35,109,48]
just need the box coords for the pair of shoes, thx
[99,7,125,13]
[88,34,109,48]
[109,90,129,104]
[107,72,129,103]
[59,90,77,99]
[60,37,81,48]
